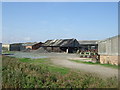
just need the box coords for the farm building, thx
[2,44,10,51]
[78,40,98,51]
[10,43,23,51]
[21,42,44,50]
[0,43,2,54]
[21,42,38,50]
[98,35,120,65]
[10,42,43,51]
[43,39,80,53]
[32,42,44,50]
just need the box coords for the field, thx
[2,55,118,88]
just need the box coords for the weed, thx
[2,56,118,88]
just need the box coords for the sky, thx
[2,2,118,43]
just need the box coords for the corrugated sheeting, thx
[10,43,23,51]
[78,40,98,45]
[22,42,38,46]
[98,35,119,55]
[44,39,80,47]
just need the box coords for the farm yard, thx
[2,51,118,88]
[2,1,119,89]
[2,36,119,88]
[5,52,119,78]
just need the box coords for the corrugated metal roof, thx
[22,42,38,46]
[78,40,98,45]
[44,39,78,47]
[10,43,23,45]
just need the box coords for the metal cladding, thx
[98,35,119,55]
[22,42,38,46]
[44,39,80,47]
[78,40,98,45]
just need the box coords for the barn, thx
[21,42,38,50]
[98,35,120,65]
[10,42,44,51]
[78,40,98,51]
[43,39,80,53]
[10,43,23,51]
[32,42,44,50]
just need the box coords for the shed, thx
[21,42,38,50]
[78,40,98,51]
[10,43,23,51]
[32,42,44,50]
[43,39,80,53]
[98,35,119,65]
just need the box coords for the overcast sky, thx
[2,2,118,43]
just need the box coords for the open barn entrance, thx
[60,47,78,53]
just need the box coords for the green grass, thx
[19,58,70,75]
[19,58,48,63]
[19,58,32,62]
[100,64,120,69]
[47,65,70,75]
[2,51,16,54]
[2,56,118,88]
[70,59,119,69]
[82,58,92,60]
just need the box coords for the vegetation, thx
[19,57,70,75]
[2,56,118,88]
[2,50,15,54]
[70,59,120,69]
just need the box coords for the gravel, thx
[9,52,118,78]
[31,47,48,53]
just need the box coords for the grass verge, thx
[2,51,15,54]
[69,59,119,69]
[19,57,70,75]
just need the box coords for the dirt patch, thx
[11,52,118,78]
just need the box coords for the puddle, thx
[8,53,48,59]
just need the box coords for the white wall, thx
[2,44,10,51]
